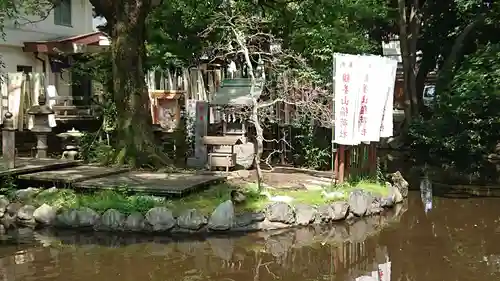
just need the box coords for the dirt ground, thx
[227,167,336,190]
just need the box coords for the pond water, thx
[0,188,500,281]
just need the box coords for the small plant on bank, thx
[0,175,17,199]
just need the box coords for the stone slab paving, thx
[18,165,130,184]
[74,171,227,196]
[0,157,81,177]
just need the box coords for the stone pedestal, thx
[187,100,208,168]
[27,93,54,159]
[2,112,15,169]
[57,128,83,160]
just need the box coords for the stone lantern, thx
[56,128,84,160]
[27,90,54,159]
[2,112,15,169]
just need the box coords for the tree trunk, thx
[397,0,413,125]
[415,54,435,115]
[233,27,265,191]
[251,103,264,191]
[437,14,486,92]
[109,1,165,167]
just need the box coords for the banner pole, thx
[332,53,337,184]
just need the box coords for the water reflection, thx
[420,176,433,214]
[355,247,391,281]
[0,204,406,281]
[0,193,499,281]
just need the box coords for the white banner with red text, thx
[333,53,397,145]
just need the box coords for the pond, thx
[0,188,499,281]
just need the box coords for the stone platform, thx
[0,157,81,177]
[18,165,130,184]
[73,171,226,196]
[0,156,226,196]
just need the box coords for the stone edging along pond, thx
[0,174,408,234]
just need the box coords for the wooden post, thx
[369,143,377,177]
[334,145,339,180]
[338,145,345,183]
[2,112,15,169]
[356,145,363,177]
[345,147,351,181]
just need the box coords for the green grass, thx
[32,188,160,215]
[352,179,389,196]
[163,183,265,215]
[27,178,389,216]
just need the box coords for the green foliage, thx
[79,131,115,164]
[71,53,120,164]
[32,188,160,215]
[146,0,220,68]
[0,0,54,38]
[290,118,332,170]
[0,175,16,198]
[408,43,500,181]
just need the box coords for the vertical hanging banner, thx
[354,56,375,142]
[380,58,398,138]
[334,53,397,145]
[363,56,392,142]
[334,54,360,145]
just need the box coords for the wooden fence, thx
[334,143,378,183]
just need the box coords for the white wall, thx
[0,46,72,97]
[0,46,39,72]
[0,0,93,97]
[1,0,94,47]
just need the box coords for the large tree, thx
[394,0,499,123]
[90,0,165,167]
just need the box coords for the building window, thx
[16,65,33,74]
[54,0,72,26]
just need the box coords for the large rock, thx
[177,209,207,230]
[56,208,100,228]
[234,143,255,169]
[331,201,349,220]
[145,207,176,232]
[389,171,409,198]
[0,196,9,217]
[123,212,146,232]
[56,209,78,227]
[16,205,36,226]
[316,205,336,223]
[0,213,15,227]
[367,201,384,215]
[98,209,125,231]
[77,207,100,227]
[294,204,317,225]
[208,200,234,231]
[15,188,41,202]
[387,182,403,204]
[265,202,296,224]
[348,189,372,217]
[380,184,395,208]
[233,211,265,227]
[33,204,57,225]
[6,202,22,216]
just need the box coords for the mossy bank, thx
[0,172,409,234]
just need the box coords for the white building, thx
[0,0,109,98]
